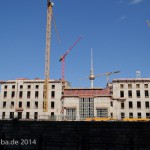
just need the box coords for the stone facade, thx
[0,79,69,120]
[62,78,150,120]
[0,78,150,121]
[62,88,112,120]
[112,78,150,119]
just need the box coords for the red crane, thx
[59,36,82,81]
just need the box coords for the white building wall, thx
[94,97,110,117]
[0,79,66,120]
[1,78,150,121]
[112,79,150,119]
[64,96,114,119]
[63,97,79,117]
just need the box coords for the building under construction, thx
[0,78,150,121]
[0,0,150,122]
[1,2,150,150]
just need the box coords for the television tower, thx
[89,48,95,88]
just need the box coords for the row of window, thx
[120,83,149,89]
[2,101,55,109]
[79,98,94,119]
[66,108,76,120]
[120,90,149,98]
[121,112,150,119]
[97,108,108,117]
[65,108,106,119]
[3,91,55,99]
[83,112,150,119]
[1,112,55,120]
[65,108,150,120]
[120,101,150,109]
[4,84,56,90]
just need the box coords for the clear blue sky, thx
[0,0,150,88]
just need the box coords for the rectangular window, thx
[136,84,140,88]
[18,112,22,119]
[12,85,15,89]
[137,101,141,109]
[66,108,76,120]
[10,112,14,119]
[51,112,54,116]
[120,84,124,89]
[129,101,133,109]
[51,101,55,109]
[128,90,132,98]
[35,102,38,109]
[4,91,7,98]
[26,112,30,119]
[52,85,55,89]
[50,112,55,121]
[121,112,125,119]
[111,113,113,118]
[27,91,31,99]
[136,90,140,98]
[97,108,108,118]
[145,101,149,109]
[144,84,148,88]
[19,102,22,108]
[11,91,15,98]
[20,85,23,89]
[145,90,149,98]
[146,113,150,118]
[35,91,39,99]
[2,112,5,119]
[35,85,39,89]
[4,85,7,89]
[137,112,141,118]
[34,112,38,120]
[120,91,124,97]
[110,101,113,107]
[19,91,23,99]
[3,102,6,108]
[128,84,132,89]
[27,85,31,89]
[79,98,94,119]
[51,91,55,98]
[10,101,14,109]
[129,113,133,118]
[27,101,30,109]
[121,102,124,109]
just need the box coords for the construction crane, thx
[95,71,120,84]
[43,0,54,112]
[59,36,82,81]
[80,70,120,88]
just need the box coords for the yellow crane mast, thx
[43,0,53,112]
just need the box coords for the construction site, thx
[0,0,150,149]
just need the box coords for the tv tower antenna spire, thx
[89,48,95,88]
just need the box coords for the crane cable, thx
[52,14,62,46]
